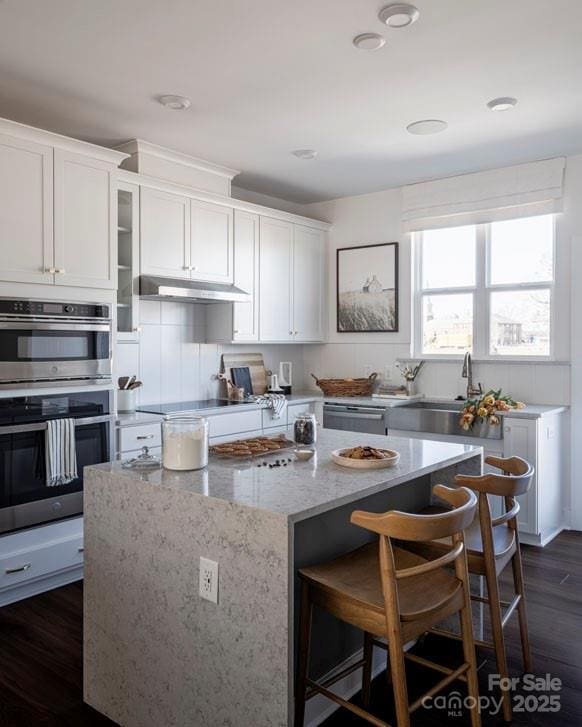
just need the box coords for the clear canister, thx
[162,414,209,471]
[294,412,317,447]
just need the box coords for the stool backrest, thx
[454,455,534,534]
[351,486,477,623]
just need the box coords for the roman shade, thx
[402,157,565,232]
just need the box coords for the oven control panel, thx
[0,299,110,318]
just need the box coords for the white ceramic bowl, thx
[331,448,400,469]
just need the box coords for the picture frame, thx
[336,242,399,333]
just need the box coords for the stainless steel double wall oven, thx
[0,298,114,533]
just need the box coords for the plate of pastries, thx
[210,435,295,459]
[331,445,400,469]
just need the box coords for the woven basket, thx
[311,372,378,397]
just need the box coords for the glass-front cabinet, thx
[117,181,140,341]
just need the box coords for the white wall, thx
[115,300,306,405]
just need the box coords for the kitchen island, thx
[84,429,481,727]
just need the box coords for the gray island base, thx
[83,429,481,727]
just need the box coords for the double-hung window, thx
[415,214,555,359]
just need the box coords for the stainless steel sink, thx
[388,400,503,440]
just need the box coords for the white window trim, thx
[412,217,563,362]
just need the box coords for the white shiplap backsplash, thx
[115,300,306,405]
[303,343,570,406]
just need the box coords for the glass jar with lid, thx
[162,414,209,471]
[294,412,317,448]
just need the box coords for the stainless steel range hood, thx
[139,275,250,304]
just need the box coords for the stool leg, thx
[295,581,312,727]
[386,634,410,727]
[483,560,512,722]
[459,598,482,727]
[511,543,533,673]
[362,632,373,709]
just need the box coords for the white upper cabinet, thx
[190,200,233,283]
[292,225,325,342]
[259,217,294,342]
[0,133,54,284]
[232,210,259,341]
[54,151,116,289]
[140,187,190,279]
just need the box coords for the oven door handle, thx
[0,414,113,435]
[0,322,111,332]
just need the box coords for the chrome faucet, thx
[462,352,483,399]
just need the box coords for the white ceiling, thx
[1,0,581,202]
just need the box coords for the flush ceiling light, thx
[353,33,386,51]
[292,149,318,160]
[378,3,420,28]
[406,119,448,135]
[158,94,192,110]
[487,96,518,112]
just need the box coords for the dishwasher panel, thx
[323,404,387,435]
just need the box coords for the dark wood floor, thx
[0,532,580,727]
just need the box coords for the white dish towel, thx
[253,394,288,420]
[45,418,78,486]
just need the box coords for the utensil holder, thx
[118,389,136,412]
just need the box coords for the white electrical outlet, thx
[384,365,392,382]
[199,557,219,604]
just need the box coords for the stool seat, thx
[300,541,463,641]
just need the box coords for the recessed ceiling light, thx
[353,33,386,51]
[487,97,518,112]
[378,3,420,28]
[292,149,318,160]
[158,94,191,111]
[406,119,448,135]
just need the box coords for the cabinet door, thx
[140,187,190,279]
[117,181,140,342]
[259,217,293,341]
[0,134,54,284]
[190,200,233,283]
[503,419,538,535]
[54,151,115,288]
[232,210,259,341]
[293,225,325,342]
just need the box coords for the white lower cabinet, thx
[0,518,84,607]
[389,411,565,546]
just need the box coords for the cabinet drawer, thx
[118,422,162,453]
[207,410,262,439]
[262,409,289,429]
[0,535,84,590]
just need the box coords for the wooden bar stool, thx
[295,485,481,727]
[409,455,534,723]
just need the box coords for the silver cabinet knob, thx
[56,268,66,274]
[183,265,190,271]
[132,326,142,333]
[45,267,57,274]
[233,329,239,334]
[136,434,154,440]
[191,265,198,271]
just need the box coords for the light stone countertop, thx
[89,428,481,523]
[116,393,321,426]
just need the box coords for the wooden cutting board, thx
[221,353,268,395]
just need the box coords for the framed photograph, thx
[336,242,399,333]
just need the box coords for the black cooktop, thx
[136,399,252,415]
